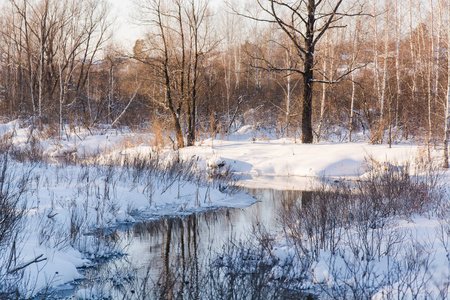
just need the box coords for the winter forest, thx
[1,0,450,299]
[1,0,450,152]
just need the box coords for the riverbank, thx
[0,158,256,298]
[0,121,448,298]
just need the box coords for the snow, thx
[0,121,449,298]
[76,286,111,299]
[2,158,257,296]
[180,138,422,190]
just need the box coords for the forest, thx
[0,0,449,156]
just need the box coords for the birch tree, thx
[443,0,450,168]
[349,17,362,142]
[409,0,419,122]
[394,0,402,130]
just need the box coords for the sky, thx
[110,0,144,47]
[109,0,223,48]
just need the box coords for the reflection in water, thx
[73,189,314,299]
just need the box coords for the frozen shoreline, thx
[3,159,256,297]
[0,121,448,298]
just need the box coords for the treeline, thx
[0,0,449,148]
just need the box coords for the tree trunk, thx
[380,1,390,132]
[435,0,443,114]
[187,49,199,146]
[301,0,316,144]
[395,0,402,128]
[409,0,418,117]
[373,3,382,141]
[285,42,293,136]
[318,34,329,141]
[349,17,361,142]
[427,0,435,145]
[302,51,314,143]
[444,97,449,167]
[164,50,184,149]
[350,70,356,142]
[443,1,450,168]
[286,70,291,134]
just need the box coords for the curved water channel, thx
[55,188,314,299]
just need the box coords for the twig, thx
[8,254,47,274]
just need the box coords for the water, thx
[58,188,312,299]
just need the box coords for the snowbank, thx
[180,139,436,189]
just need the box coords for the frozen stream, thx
[54,188,312,299]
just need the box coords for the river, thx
[51,188,313,299]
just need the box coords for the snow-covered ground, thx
[0,121,449,298]
[2,160,257,297]
[181,138,428,189]
[0,122,259,297]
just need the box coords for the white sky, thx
[109,0,224,48]
[110,0,144,47]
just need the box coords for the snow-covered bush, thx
[0,156,33,298]
[278,159,446,299]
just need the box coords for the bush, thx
[0,155,30,298]
[279,158,445,299]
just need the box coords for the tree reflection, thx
[73,188,319,299]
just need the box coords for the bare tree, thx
[241,0,364,143]
[380,1,390,140]
[132,0,185,148]
[349,17,362,142]
[443,0,450,168]
[409,0,419,125]
[394,0,402,131]
[133,0,213,148]
[0,0,112,128]
[317,32,330,141]
[185,0,211,146]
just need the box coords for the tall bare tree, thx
[243,0,364,143]
[133,0,213,148]
[443,0,450,168]
[349,17,362,142]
